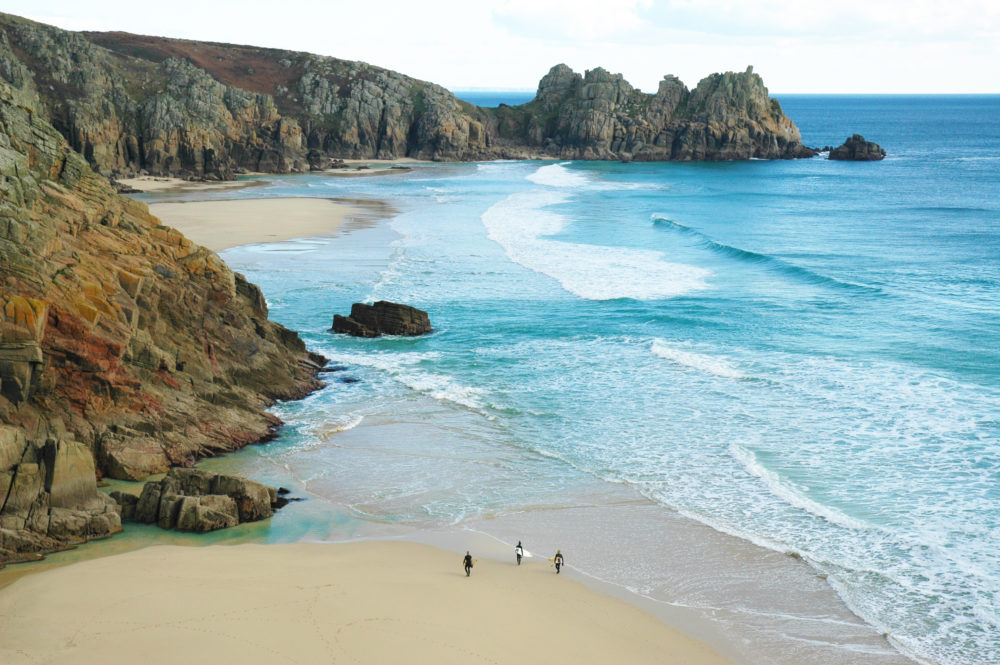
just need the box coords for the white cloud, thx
[492,0,653,41]
[4,0,998,92]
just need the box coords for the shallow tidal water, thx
[128,95,999,665]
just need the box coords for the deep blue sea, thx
[147,95,1000,665]
[452,90,535,107]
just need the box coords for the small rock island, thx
[332,302,432,337]
[827,134,886,161]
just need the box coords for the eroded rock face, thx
[0,51,323,564]
[0,429,122,558]
[332,302,432,337]
[0,12,818,176]
[118,468,279,532]
[0,16,305,178]
[494,65,816,161]
[828,134,886,161]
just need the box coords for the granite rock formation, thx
[0,12,818,178]
[492,65,814,160]
[112,468,281,532]
[332,302,432,337]
[828,134,886,161]
[0,54,324,564]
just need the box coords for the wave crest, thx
[652,216,883,295]
[481,179,710,300]
[650,340,746,379]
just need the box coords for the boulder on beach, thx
[828,134,886,161]
[332,301,432,337]
[113,468,285,533]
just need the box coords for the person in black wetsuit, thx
[463,551,473,576]
[515,541,524,565]
[553,549,564,574]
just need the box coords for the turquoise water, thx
[451,90,535,107]
[148,96,999,665]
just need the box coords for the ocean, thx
[143,95,1000,665]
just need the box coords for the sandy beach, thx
[0,540,732,665]
[148,197,365,252]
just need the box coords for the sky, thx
[8,1,999,94]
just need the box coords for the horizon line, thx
[449,88,1000,97]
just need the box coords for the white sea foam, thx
[328,350,486,410]
[476,161,519,174]
[307,414,365,443]
[424,186,455,203]
[650,340,746,379]
[730,443,878,533]
[394,372,486,410]
[328,350,440,371]
[482,187,709,300]
[525,162,592,188]
[527,162,656,191]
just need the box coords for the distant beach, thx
[148,196,395,252]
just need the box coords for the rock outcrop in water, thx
[332,302,432,338]
[0,48,324,564]
[827,134,886,161]
[0,12,817,179]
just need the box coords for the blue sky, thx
[9,1,999,93]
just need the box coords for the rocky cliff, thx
[0,12,814,180]
[492,64,813,160]
[0,52,324,564]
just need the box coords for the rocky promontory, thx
[0,12,819,179]
[0,51,324,564]
[491,64,814,161]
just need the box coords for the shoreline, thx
[116,174,269,193]
[0,190,919,665]
[147,196,395,252]
[118,158,427,193]
[178,189,916,665]
[0,189,742,665]
[0,540,733,665]
[0,486,915,665]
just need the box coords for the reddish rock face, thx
[0,59,324,564]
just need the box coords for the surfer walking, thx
[553,549,564,574]
[515,541,524,565]
[463,551,473,577]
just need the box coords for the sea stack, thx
[828,134,886,161]
[332,302,432,337]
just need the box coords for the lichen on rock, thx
[0,54,324,564]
